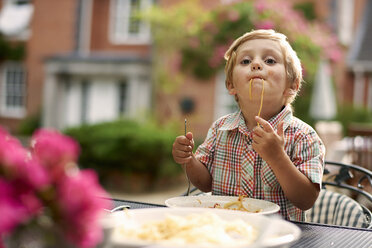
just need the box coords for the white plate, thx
[105,207,301,248]
[165,196,280,215]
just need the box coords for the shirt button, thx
[247,144,252,149]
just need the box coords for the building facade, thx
[0,0,370,140]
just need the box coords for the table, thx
[109,198,372,248]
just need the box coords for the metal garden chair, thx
[307,161,372,228]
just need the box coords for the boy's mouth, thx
[250,76,265,81]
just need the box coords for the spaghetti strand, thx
[249,79,252,100]
[256,79,265,126]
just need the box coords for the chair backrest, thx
[323,161,372,204]
[346,124,372,171]
[307,189,371,228]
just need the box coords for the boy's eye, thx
[241,59,251,65]
[265,58,276,64]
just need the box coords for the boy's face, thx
[228,39,293,108]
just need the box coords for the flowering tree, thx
[0,128,112,247]
[143,0,342,123]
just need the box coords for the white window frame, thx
[0,62,26,118]
[0,0,33,40]
[109,0,152,45]
[336,0,354,46]
[117,79,129,116]
[80,79,91,123]
[214,70,238,120]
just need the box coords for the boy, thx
[172,29,325,221]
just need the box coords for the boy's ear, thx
[227,81,236,95]
[284,88,296,96]
[284,82,299,97]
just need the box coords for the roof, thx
[347,1,372,71]
[44,52,152,76]
[45,52,152,64]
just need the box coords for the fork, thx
[184,118,191,196]
[104,205,131,213]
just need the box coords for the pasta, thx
[249,78,265,126]
[213,195,263,213]
[116,212,257,246]
[257,79,265,123]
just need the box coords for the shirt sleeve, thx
[291,130,325,189]
[195,121,218,171]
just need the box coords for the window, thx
[329,0,354,45]
[81,80,90,123]
[214,70,238,120]
[0,63,26,118]
[118,80,128,115]
[0,0,33,39]
[109,0,152,44]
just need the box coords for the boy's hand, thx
[252,116,285,163]
[172,132,195,165]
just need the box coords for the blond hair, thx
[224,29,302,104]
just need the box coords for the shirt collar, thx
[219,111,243,131]
[268,105,293,132]
[219,105,293,132]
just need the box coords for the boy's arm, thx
[185,155,213,192]
[252,117,320,210]
[172,132,212,192]
[262,148,319,210]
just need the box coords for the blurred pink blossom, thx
[0,128,28,173]
[188,37,200,48]
[170,53,182,72]
[0,179,30,234]
[209,44,230,68]
[326,48,343,62]
[1,127,111,248]
[227,9,240,21]
[31,129,80,180]
[57,169,112,248]
[254,20,275,30]
[0,129,49,190]
[254,1,268,13]
[203,22,218,35]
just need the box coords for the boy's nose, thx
[251,62,262,71]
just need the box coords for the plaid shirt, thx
[195,105,325,221]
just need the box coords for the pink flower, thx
[254,20,275,30]
[227,9,240,22]
[0,128,28,172]
[22,158,50,190]
[254,1,268,13]
[1,127,111,248]
[0,128,49,190]
[326,48,343,62]
[0,179,30,234]
[31,129,80,181]
[203,22,218,35]
[170,53,182,72]
[208,43,230,68]
[57,169,112,248]
[188,37,200,49]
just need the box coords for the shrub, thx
[336,104,372,136]
[17,113,41,135]
[64,120,183,189]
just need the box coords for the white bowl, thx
[165,196,280,215]
[105,207,300,248]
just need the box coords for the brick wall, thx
[26,0,77,117]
